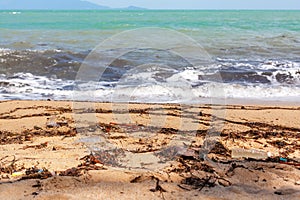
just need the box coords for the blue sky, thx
[88,0,300,9]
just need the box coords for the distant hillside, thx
[0,0,110,10]
[122,6,147,10]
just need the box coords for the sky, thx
[88,0,300,9]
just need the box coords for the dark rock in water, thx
[152,71,177,82]
[0,50,84,80]
[37,43,48,47]
[219,71,271,84]
[275,73,294,84]
[62,85,75,90]
[261,72,273,76]
[199,71,271,84]
[0,82,9,87]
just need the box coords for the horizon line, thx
[1,8,300,11]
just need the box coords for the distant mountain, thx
[122,6,147,10]
[0,0,110,10]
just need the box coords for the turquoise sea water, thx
[1,10,300,57]
[1,10,300,31]
[0,10,300,102]
[1,10,299,29]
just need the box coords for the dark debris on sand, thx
[0,126,77,145]
[162,141,300,192]
[59,154,106,177]
[0,154,107,182]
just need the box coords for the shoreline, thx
[0,100,299,199]
[3,97,300,106]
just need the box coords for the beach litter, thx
[11,171,23,178]
[231,148,272,159]
[277,158,300,167]
[46,116,69,128]
[1,153,107,182]
[20,167,52,180]
[46,116,59,128]
[230,147,300,167]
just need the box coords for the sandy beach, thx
[0,100,299,199]
[1,3,300,200]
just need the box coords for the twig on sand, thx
[22,142,48,150]
[150,176,167,200]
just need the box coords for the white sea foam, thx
[0,48,13,57]
[9,12,21,15]
[1,70,300,103]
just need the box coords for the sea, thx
[0,10,300,103]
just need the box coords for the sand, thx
[0,100,299,200]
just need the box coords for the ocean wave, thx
[8,12,21,15]
[0,49,85,80]
[0,48,13,56]
[1,47,300,102]
[1,71,300,103]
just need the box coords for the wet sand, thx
[0,100,299,200]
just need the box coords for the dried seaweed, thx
[21,167,52,180]
[93,149,125,167]
[60,154,106,177]
[0,126,77,145]
[0,155,18,175]
[209,141,230,157]
[180,176,216,191]
[158,128,178,135]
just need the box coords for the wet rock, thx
[275,73,293,84]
